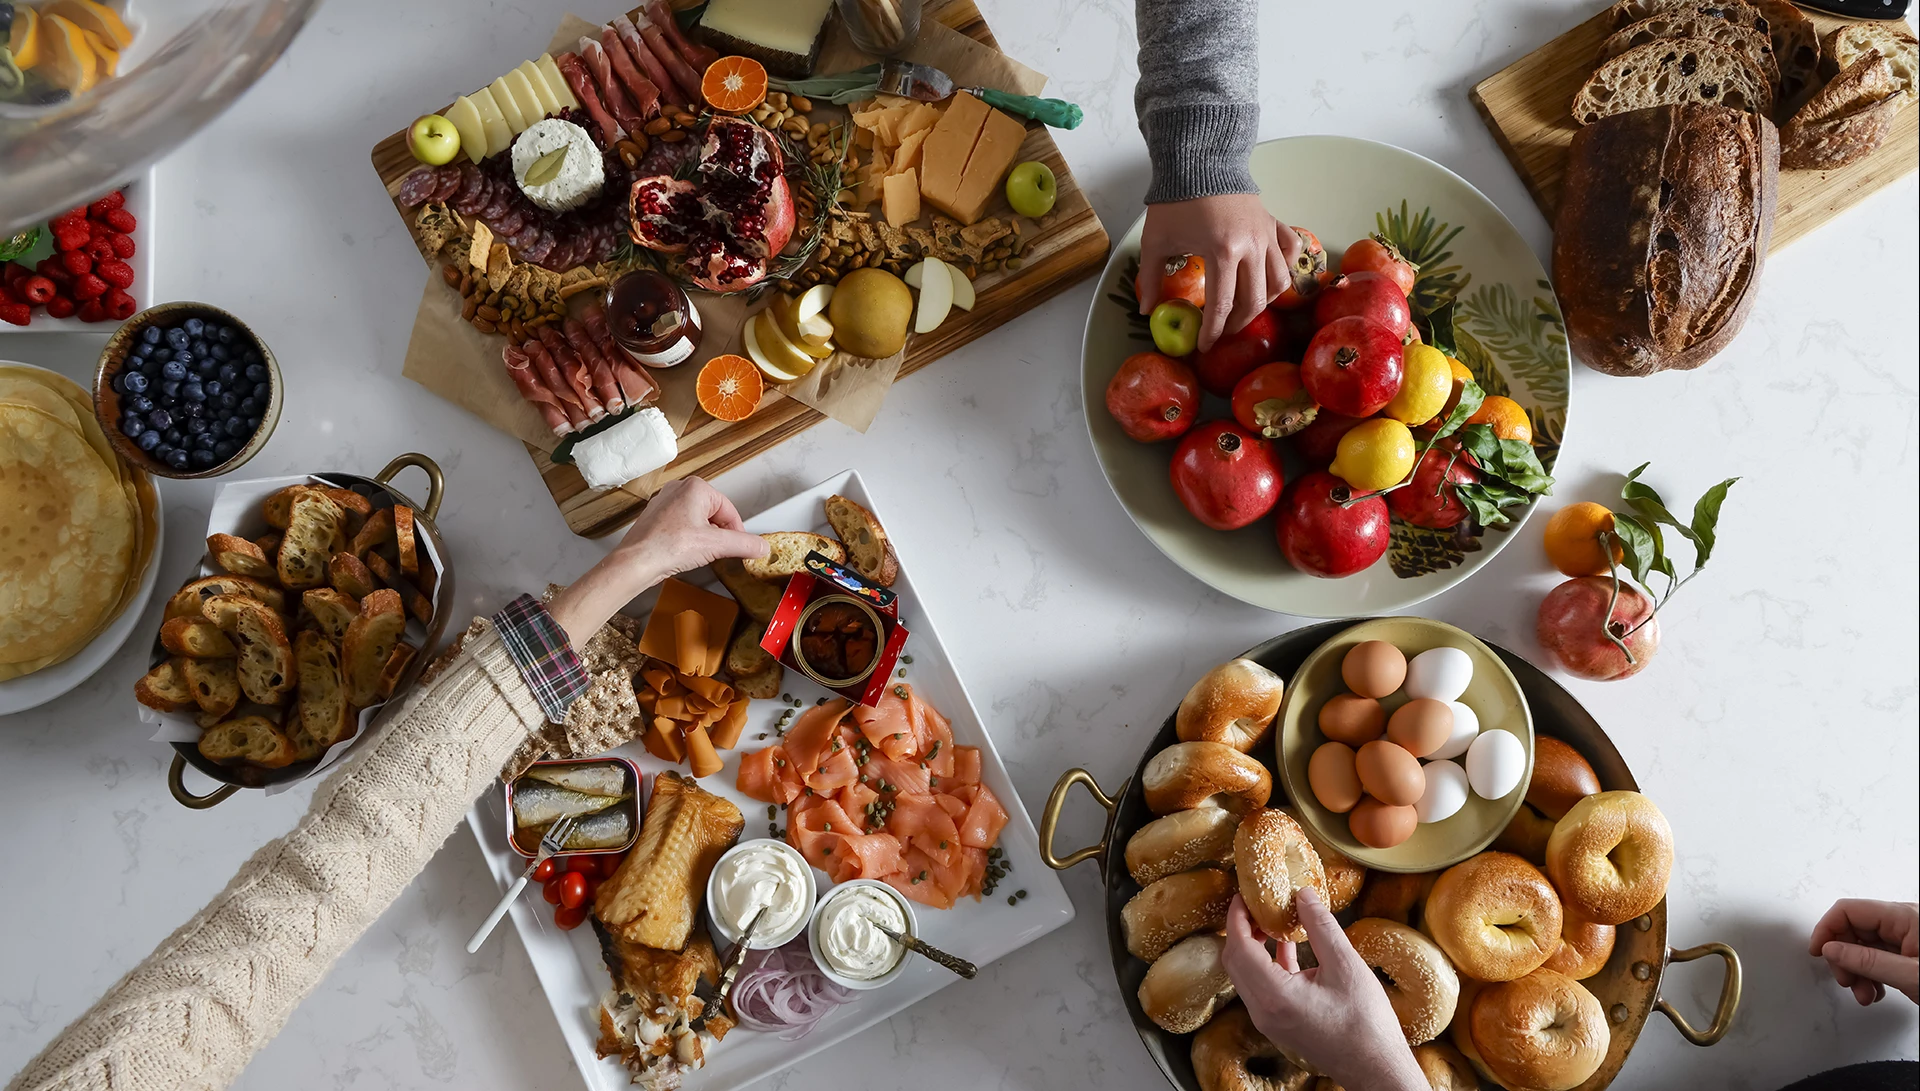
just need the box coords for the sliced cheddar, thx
[883,169,920,228]
[469,87,513,158]
[489,76,529,133]
[517,60,564,116]
[639,578,738,678]
[918,91,990,219]
[537,54,578,110]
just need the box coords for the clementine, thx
[1543,502,1623,577]
[696,354,763,422]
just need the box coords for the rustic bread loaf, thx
[1606,0,1767,29]
[1753,0,1822,108]
[1825,22,1918,104]
[1600,12,1779,91]
[1553,104,1778,376]
[1782,52,1901,169]
[1574,38,1774,124]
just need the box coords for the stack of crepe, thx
[0,365,158,682]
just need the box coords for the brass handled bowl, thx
[165,453,453,809]
[1039,620,1740,1091]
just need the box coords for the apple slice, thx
[446,96,487,165]
[949,266,976,312]
[903,261,927,290]
[914,256,954,334]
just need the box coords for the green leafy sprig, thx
[1592,464,1739,665]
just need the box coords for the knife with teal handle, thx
[773,62,1084,130]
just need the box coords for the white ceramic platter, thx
[1080,135,1571,618]
[1,168,156,334]
[0,362,163,715]
[465,469,1075,1091]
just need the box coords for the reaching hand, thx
[1135,194,1303,352]
[1221,890,1426,1091]
[1810,899,1920,1006]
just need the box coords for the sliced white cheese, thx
[470,87,513,158]
[537,54,578,110]
[573,407,678,490]
[446,95,487,165]
[518,60,563,116]
[502,69,546,126]
[698,0,834,59]
[490,76,530,133]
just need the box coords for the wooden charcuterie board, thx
[1471,4,1918,251]
[370,0,1108,538]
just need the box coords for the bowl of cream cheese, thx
[807,878,917,991]
[706,838,815,950]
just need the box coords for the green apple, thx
[1149,300,1202,357]
[1004,160,1056,218]
[408,113,463,166]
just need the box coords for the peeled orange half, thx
[702,56,768,115]
[696,354,764,422]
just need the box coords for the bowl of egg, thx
[1275,617,1533,873]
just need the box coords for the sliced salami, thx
[396,168,439,207]
[481,188,513,222]
[521,233,558,265]
[429,166,465,203]
[495,208,529,237]
[452,165,489,214]
[510,224,544,252]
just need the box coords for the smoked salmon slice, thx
[782,699,850,778]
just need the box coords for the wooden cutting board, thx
[1471,4,1917,251]
[370,0,1108,538]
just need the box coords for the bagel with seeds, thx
[1126,806,1239,887]
[1123,867,1236,962]
[1138,933,1236,1034]
[1345,917,1458,1046]
[1233,808,1325,943]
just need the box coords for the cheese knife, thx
[773,62,1084,129]
[716,904,770,1007]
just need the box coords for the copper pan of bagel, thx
[1039,619,1742,1091]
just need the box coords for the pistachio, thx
[502,294,522,310]
[1007,256,1024,269]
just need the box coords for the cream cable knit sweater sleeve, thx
[8,622,544,1091]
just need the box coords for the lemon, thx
[1329,418,1417,492]
[1386,343,1453,425]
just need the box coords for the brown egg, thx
[1387,698,1455,758]
[1318,693,1386,746]
[1355,740,1425,806]
[1307,741,1363,813]
[1342,640,1408,699]
[1349,796,1420,849]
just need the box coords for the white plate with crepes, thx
[0,361,163,715]
[465,469,1075,1091]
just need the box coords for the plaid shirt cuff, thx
[491,594,589,725]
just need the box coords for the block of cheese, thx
[883,169,921,228]
[918,91,992,217]
[944,107,1029,225]
[639,578,738,678]
[698,0,836,78]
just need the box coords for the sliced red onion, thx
[730,938,853,1039]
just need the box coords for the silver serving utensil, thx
[874,58,1083,130]
[717,904,771,1007]
[875,922,976,979]
[467,814,577,954]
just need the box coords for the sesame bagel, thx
[1546,790,1674,926]
[1177,659,1286,753]
[1424,852,1563,982]
[1345,917,1459,1045]
[1233,808,1326,943]
[1283,806,1364,912]
[1143,741,1273,816]
[1138,933,1236,1034]
[1123,867,1236,962]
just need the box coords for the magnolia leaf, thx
[1493,438,1554,494]
[1610,512,1659,589]
[1689,477,1739,568]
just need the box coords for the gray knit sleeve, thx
[1134,0,1261,203]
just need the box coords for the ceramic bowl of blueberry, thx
[94,302,281,478]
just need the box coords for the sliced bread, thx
[277,488,344,590]
[342,588,406,706]
[1606,0,1765,28]
[732,660,784,701]
[378,641,417,700]
[1600,11,1779,91]
[134,658,197,712]
[1783,52,1902,169]
[302,587,360,642]
[1825,22,1918,105]
[727,618,776,677]
[365,550,432,622]
[207,533,275,581]
[183,656,240,718]
[163,574,285,620]
[1753,0,1823,108]
[328,551,377,600]
[203,593,296,705]
[291,630,353,761]
[711,558,785,621]
[824,494,899,586]
[1574,38,1774,125]
[159,616,237,658]
[741,532,845,580]
[197,715,296,768]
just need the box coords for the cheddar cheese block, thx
[918,91,1030,225]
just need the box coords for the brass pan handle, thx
[1040,768,1117,871]
[169,753,240,810]
[376,453,445,520]
[1655,941,1742,1046]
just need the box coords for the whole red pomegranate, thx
[1276,471,1390,578]
[1537,576,1660,681]
[1106,352,1200,442]
[628,117,795,292]
[1289,410,1365,466]
[1302,317,1404,418]
[1313,271,1412,339]
[1195,308,1281,396]
[1169,421,1283,530]
[1388,448,1479,529]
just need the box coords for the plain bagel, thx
[1283,806,1365,912]
[1355,869,1440,929]
[1527,737,1601,820]
[1127,806,1239,887]
[1123,867,1236,962]
[1233,809,1326,942]
[1412,1042,1480,1091]
[1190,1004,1316,1091]
[1424,852,1564,982]
[1143,741,1273,815]
[1546,790,1674,926]
[1345,917,1459,1045]
[1542,910,1616,981]
[1468,968,1608,1091]
[1177,659,1286,753]
[1139,933,1237,1034]
[1493,801,1556,865]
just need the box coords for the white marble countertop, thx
[3,1,1916,1088]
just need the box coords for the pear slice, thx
[795,284,836,346]
[914,256,953,334]
[746,312,817,382]
[518,61,564,116]
[949,266,976,312]
[446,96,487,164]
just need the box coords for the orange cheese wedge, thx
[39,15,99,95]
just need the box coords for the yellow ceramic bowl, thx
[1275,617,1533,872]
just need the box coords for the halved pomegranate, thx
[627,117,796,293]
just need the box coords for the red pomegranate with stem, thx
[1106,352,1201,442]
[1302,316,1405,418]
[1169,421,1283,530]
[1276,471,1391,578]
[1537,576,1660,681]
[1388,447,1479,529]
[1313,271,1413,339]
[628,117,795,293]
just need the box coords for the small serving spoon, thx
[875,922,976,979]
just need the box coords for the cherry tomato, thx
[1339,236,1418,296]
[1230,362,1317,439]
[599,852,627,876]
[554,904,588,930]
[542,877,564,905]
[532,858,557,883]
[565,855,599,876]
[1159,255,1206,309]
[1271,227,1332,309]
[559,870,589,910]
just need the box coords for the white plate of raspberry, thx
[0,168,155,333]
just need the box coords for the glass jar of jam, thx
[605,269,703,367]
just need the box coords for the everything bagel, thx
[1344,917,1459,1045]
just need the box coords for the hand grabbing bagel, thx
[1810,898,1919,1006]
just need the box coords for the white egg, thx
[1427,701,1480,760]
[1415,759,1469,823]
[1405,647,1473,702]
[1465,730,1526,799]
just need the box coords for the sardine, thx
[512,779,630,829]
[525,762,630,798]
[525,807,635,850]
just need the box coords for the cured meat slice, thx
[632,8,704,103]
[520,232,558,265]
[480,186,513,223]
[509,224,545,253]
[523,339,586,420]
[503,345,571,435]
[495,207,529,237]
[581,38,646,136]
[646,0,718,71]
[396,167,439,207]
[582,304,659,406]
[600,25,661,121]
[555,51,622,145]
[428,165,465,203]
[564,317,626,414]
[536,326,604,420]
[613,15,684,107]
[451,164,489,214]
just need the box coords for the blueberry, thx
[209,379,229,398]
[185,416,208,435]
[130,344,150,363]
[225,416,251,437]
[137,429,162,452]
[243,349,261,365]
[216,363,237,383]
[162,427,182,445]
[216,326,235,344]
[139,357,164,378]
[167,448,190,470]
[147,408,172,431]
[124,370,151,394]
[189,449,216,469]
[119,414,144,437]
[111,371,129,395]
[214,392,237,411]
[194,432,217,452]
[184,317,204,336]
[166,328,189,350]
[182,402,205,420]
[152,443,173,461]
[195,361,217,380]
[141,325,162,345]
[244,363,267,383]
[159,380,180,399]
[181,381,204,403]
[213,440,237,460]
[245,415,261,431]
[158,360,186,383]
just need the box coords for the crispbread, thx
[824,494,898,586]
[159,616,237,658]
[197,715,296,768]
[741,531,844,580]
[291,630,353,761]
[277,488,344,590]
[203,593,296,705]
[183,657,240,718]
[343,588,406,706]
[135,658,196,711]
[164,574,285,619]
[302,588,360,642]
[711,558,785,621]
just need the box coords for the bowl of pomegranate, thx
[1081,135,1570,618]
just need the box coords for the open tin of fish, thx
[760,553,908,707]
[505,756,644,858]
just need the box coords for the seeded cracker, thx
[414,204,456,261]
[467,222,494,274]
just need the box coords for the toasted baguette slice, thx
[135,658,197,711]
[291,630,353,761]
[732,660,784,700]
[328,551,377,599]
[197,715,296,768]
[278,488,344,590]
[203,593,296,705]
[352,507,395,558]
[252,533,281,563]
[206,533,275,581]
[160,616,237,658]
[1575,37,1774,124]
[712,558,785,621]
[1783,52,1901,168]
[364,551,433,622]
[1600,11,1779,91]
[343,588,407,706]
[727,619,775,677]
[261,485,302,530]
[378,641,418,700]
[302,588,360,642]
[393,505,420,577]
[1755,0,1822,107]
[741,532,844,580]
[1825,22,1917,104]
[184,657,240,717]
[321,487,372,539]
[164,575,285,620]
[824,494,898,586]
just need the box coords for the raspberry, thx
[0,301,30,326]
[103,208,138,234]
[44,295,77,319]
[86,236,116,263]
[18,276,56,305]
[51,208,87,231]
[0,261,27,287]
[35,257,72,286]
[77,298,108,323]
[52,223,91,252]
[108,232,136,258]
[90,191,126,217]
[72,273,108,301]
[0,283,14,304]
[87,220,110,242]
[96,260,134,290]
[104,288,137,320]
[61,249,92,275]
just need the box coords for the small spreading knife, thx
[876,59,1083,129]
